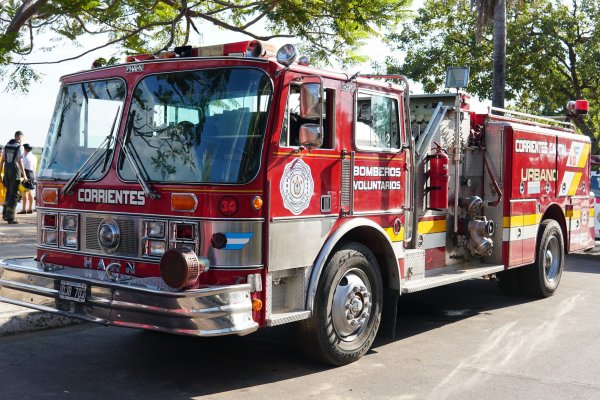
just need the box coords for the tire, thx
[496,268,522,295]
[519,219,564,298]
[297,242,383,365]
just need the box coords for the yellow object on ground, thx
[0,178,4,205]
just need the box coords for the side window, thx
[355,92,400,151]
[280,85,334,149]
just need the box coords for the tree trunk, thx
[492,0,506,110]
[4,0,48,35]
[574,118,598,153]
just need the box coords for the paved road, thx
[0,252,599,400]
[0,212,36,257]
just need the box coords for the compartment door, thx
[506,199,537,267]
[568,197,595,252]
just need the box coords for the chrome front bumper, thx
[0,257,258,336]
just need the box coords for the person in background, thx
[0,131,28,224]
[19,143,37,214]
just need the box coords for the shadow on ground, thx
[0,276,541,400]
[565,253,600,274]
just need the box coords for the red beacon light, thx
[171,40,276,59]
[567,99,589,116]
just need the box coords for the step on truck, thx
[0,41,594,365]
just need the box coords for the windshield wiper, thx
[62,107,121,195]
[119,111,160,200]
[80,106,122,179]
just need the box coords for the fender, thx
[541,202,568,250]
[305,217,402,312]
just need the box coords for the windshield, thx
[119,68,272,184]
[39,79,125,180]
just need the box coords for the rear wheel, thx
[519,219,564,298]
[297,242,383,365]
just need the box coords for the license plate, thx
[59,280,87,303]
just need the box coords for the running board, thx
[266,310,311,326]
[401,262,506,294]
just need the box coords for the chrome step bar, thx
[402,261,505,293]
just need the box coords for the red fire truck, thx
[0,41,594,365]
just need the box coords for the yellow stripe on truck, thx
[568,172,582,196]
[503,213,541,227]
[385,227,404,242]
[570,209,582,219]
[417,219,446,234]
[577,143,591,168]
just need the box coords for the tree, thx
[385,0,600,150]
[474,0,507,109]
[0,0,412,91]
[475,0,527,111]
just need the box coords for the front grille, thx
[85,216,135,254]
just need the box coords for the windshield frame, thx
[38,77,127,183]
[116,66,273,186]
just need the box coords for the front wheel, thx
[519,219,564,298]
[297,242,383,365]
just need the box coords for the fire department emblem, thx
[280,159,314,215]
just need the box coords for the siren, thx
[566,99,589,116]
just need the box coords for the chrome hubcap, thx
[544,236,560,283]
[332,270,371,341]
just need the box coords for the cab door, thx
[351,88,406,240]
[267,73,341,271]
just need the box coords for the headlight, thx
[43,230,57,245]
[62,231,78,247]
[147,240,166,256]
[62,214,78,231]
[147,221,165,238]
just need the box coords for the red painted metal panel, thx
[424,247,445,270]
[522,238,536,264]
[569,196,595,252]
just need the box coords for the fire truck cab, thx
[0,41,594,365]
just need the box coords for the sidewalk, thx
[0,210,80,336]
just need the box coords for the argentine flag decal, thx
[224,232,254,250]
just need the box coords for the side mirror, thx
[299,124,323,149]
[300,83,322,119]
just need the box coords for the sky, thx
[0,2,424,147]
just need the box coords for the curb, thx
[0,306,82,337]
